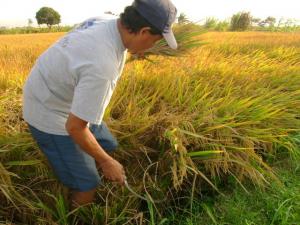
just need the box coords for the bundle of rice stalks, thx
[128,23,206,61]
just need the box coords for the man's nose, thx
[133,52,145,59]
[137,52,145,58]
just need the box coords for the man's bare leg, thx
[70,188,97,209]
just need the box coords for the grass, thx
[167,157,300,225]
[0,29,299,224]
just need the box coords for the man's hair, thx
[120,6,162,35]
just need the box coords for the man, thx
[22,0,177,208]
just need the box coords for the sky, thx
[0,0,299,27]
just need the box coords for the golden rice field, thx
[0,31,300,224]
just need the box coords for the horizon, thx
[0,0,299,28]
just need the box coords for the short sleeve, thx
[70,73,113,124]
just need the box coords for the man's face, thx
[127,27,163,55]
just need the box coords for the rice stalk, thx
[127,23,206,62]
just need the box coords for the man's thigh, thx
[28,124,101,192]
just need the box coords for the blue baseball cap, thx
[133,0,178,49]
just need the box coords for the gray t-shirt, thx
[23,19,127,135]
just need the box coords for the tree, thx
[204,17,218,29]
[230,12,252,31]
[177,13,189,24]
[251,17,261,26]
[215,21,230,31]
[258,16,276,28]
[27,18,33,27]
[36,7,61,28]
[265,16,276,27]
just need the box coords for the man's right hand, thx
[99,158,125,185]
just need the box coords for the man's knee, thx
[71,188,97,208]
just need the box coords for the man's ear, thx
[139,27,151,35]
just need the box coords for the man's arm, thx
[65,112,125,185]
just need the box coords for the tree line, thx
[178,12,299,32]
[0,7,299,35]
